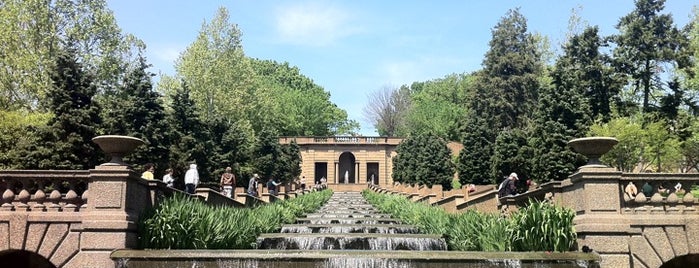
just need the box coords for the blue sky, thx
[107,1,696,136]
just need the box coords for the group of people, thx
[245,174,281,197]
[138,163,204,195]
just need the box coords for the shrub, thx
[509,200,577,252]
[363,190,576,252]
[139,190,333,249]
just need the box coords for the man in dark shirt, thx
[503,173,518,197]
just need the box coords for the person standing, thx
[184,164,199,194]
[141,163,155,180]
[498,173,518,197]
[219,167,236,198]
[162,168,175,188]
[267,177,281,196]
[503,173,518,197]
[248,174,260,197]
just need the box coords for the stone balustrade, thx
[620,173,699,215]
[278,136,403,145]
[0,170,90,212]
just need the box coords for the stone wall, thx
[371,166,699,267]
[0,165,267,267]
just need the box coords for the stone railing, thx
[369,182,491,213]
[0,170,90,212]
[619,173,699,214]
[278,136,403,145]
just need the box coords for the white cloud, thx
[151,44,184,64]
[274,2,359,46]
[378,56,466,85]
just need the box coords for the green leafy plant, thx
[509,200,576,252]
[139,190,332,249]
[363,190,576,252]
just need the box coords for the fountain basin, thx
[111,249,600,268]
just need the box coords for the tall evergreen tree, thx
[458,9,541,185]
[613,0,686,116]
[490,129,532,183]
[393,133,455,190]
[25,47,102,169]
[527,27,601,182]
[250,129,300,183]
[167,81,208,180]
[480,8,542,130]
[564,27,620,122]
[457,112,495,185]
[108,54,170,174]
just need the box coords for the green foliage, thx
[0,0,143,110]
[23,47,102,170]
[590,117,644,171]
[139,189,333,249]
[392,133,455,190]
[401,74,473,141]
[457,115,495,185]
[449,210,511,251]
[363,190,576,252]
[172,7,256,124]
[166,81,210,180]
[0,111,51,169]
[490,129,532,183]
[103,54,170,175]
[591,116,682,172]
[528,30,597,182]
[479,8,542,130]
[509,200,577,252]
[251,129,301,183]
[613,0,688,116]
[251,59,359,136]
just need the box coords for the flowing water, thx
[112,191,600,267]
[256,191,448,250]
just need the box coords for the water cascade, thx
[111,191,600,267]
[256,191,447,250]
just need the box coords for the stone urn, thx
[567,137,618,168]
[92,135,145,166]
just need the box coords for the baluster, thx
[80,188,88,210]
[32,179,47,212]
[1,179,14,211]
[15,179,30,212]
[683,182,696,214]
[63,180,78,212]
[47,181,62,212]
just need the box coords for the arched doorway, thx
[338,152,356,184]
[660,254,699,268]
[0,249,56,268]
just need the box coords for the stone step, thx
[256,233,447,250]
[280,224,420,234]
[304,213,393,219]
[295,217,402,225]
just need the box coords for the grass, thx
[138,189,333,249]
[362,190,576,252]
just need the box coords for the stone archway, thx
[338,152,356,184]
[660,254,699,268]
[0,249,56,268]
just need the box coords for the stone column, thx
[76,165,145,267]
[568,166,627,268]
[333,162,338,184]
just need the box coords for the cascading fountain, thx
[256,191,447,251]
[111,191,600,267]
